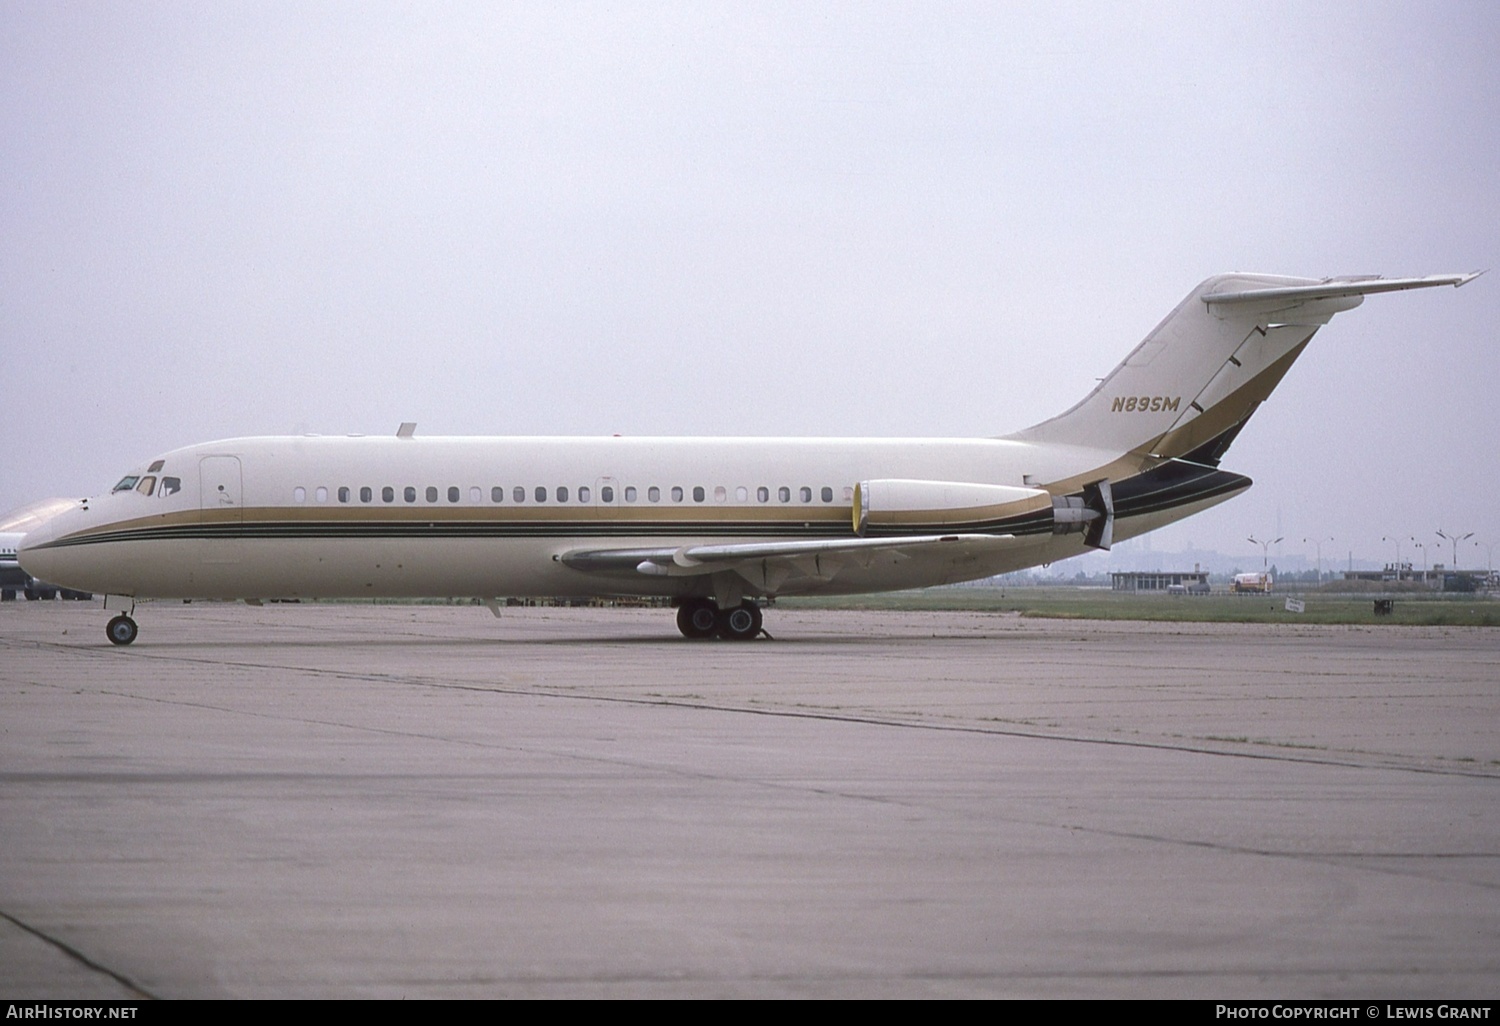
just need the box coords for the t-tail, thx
[1010,272,1481,462]
[1006,272,1481,550]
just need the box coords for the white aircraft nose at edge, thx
[18,271,1482,646]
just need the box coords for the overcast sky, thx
[3,1,1496,571]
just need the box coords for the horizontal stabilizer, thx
[1203,273,1481,306]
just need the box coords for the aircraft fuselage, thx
[19,433,1239,601]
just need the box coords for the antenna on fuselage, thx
[396,422,417,439]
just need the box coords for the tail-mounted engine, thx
[852,479,1050,536]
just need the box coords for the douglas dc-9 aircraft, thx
[20,272,1479,645]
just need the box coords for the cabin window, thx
[821,487,833,503]
[579,486,591,502]
[623,486,635,502]
[147,460,165,473]
[557,486,569,503]
[514,486,525,503]
[426,486,438,503]
[491,487,504,503]
[714,486,727,503]
[382,486,395,503]
[360,487,373,503]
[757,486,769,503]
[339,487,351,503]
[535,487,547,502]
[602,486,614,503]
[735,486,748,502]
[692,486,705,503]
[112,476,140,493]
[778,486,791,503]
[799,486,812,503]
[136,477,157,496]
[315,486,328,503]
[404,486,417,503]
[648,486,660,502]
[293,486,306,503]
[670,486,683,503]
[448,486,460,503]
[469,487,481,503]
[161,477,182,497]
[843,486,853,501]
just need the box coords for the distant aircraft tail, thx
[1006,272,1480,466]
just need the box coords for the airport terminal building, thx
[1342,564,1495,591]
[1110,570,1211,594]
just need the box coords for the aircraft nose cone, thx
[17,508,65,554]
[18,535,61,581]
[17,506,90,590]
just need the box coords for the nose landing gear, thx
[674,598,764,641]
[106,614,139,646]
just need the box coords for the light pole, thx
[1382,535,1405,573]
[1248,535,1282,570]
[1436,530,1473,569]
[1410,538,1429,581]
[1303,535,1333,584]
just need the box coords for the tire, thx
[106,615,139,646]
[716,601,763,641]
[676,600,719,639]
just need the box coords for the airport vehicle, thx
[1231,572,1273,594]
[18,272,1479,644]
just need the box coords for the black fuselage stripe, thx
[37,465,1250,550]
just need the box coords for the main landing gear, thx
[675,598,764,641]
[106,614,139,646]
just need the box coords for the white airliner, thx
[20,272,1479,645]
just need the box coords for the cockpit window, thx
[160,477,181,496]
[135,476,156,496]
[147,460,165,473]
[112,476,140,493]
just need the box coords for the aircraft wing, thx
[560,533,1017,591]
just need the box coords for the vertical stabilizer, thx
[1005,272,1479,464]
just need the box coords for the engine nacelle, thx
[852,479,1050,535]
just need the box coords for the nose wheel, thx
[106,614,139,646]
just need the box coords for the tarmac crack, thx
[1038,824,1500,891]
[0,907,158,1000]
